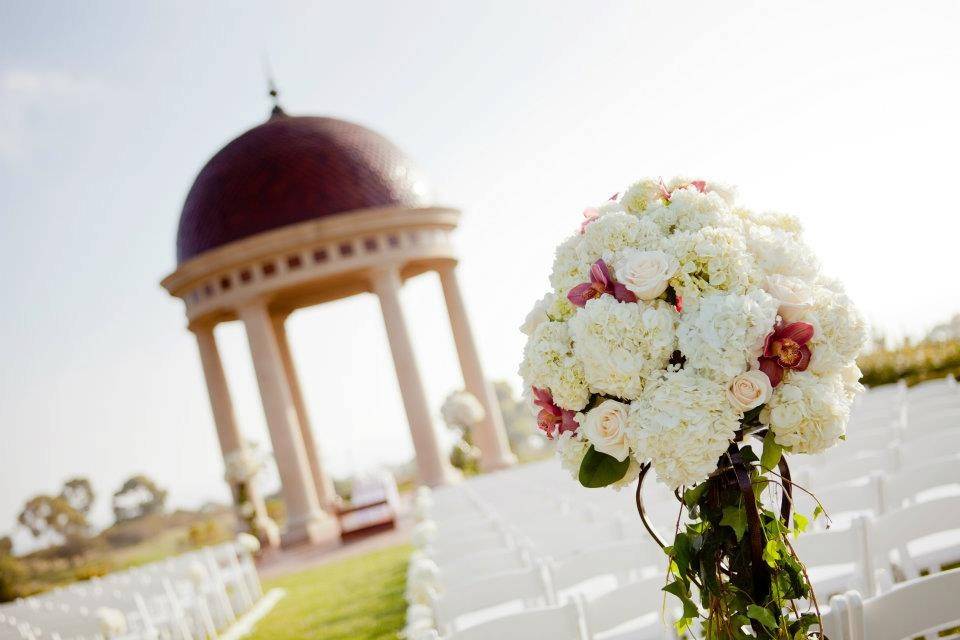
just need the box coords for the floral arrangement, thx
[95,606,128,638]
[440,390,486,430]
[519,177,867,637]
[223,448,265,485]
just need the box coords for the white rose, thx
[578,399,631,461]
[613,248,679,300]
[520,293,555,335]
[764,274,812,322]
[727,370,772,411]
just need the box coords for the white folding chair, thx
[577,575,679,640]
[795,475,883,526]
[895,428,960,467]
[803,450,896,489]
[447,601,586,640]
[431,565,554,634]
[429,530,515,565]
[546,541,661,600]
[792,517,872,600]
[867,496,960,584]
[882,455,960,510]
[841,567,960,640]
[439,547,531,589]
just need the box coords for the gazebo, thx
[161,104,515,547]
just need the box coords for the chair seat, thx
[906,528,960,573]
[595,611,671,640]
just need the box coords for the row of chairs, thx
[405,379,960,639]
[412,567,960,640]
[0,537,262,640]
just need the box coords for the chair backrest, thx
[820,593,851,640]
[791,517,872,596]
[807,450,896,489]
[548,541,661,594]
[895,429,960,466]
[449,601,585,640]
[431,566,553,632]
[844,568,960,640]
[795,475,883,522]
[440,547,530,588]
[430,531,513,565]
[904,401,960,434]
[578,575,676,640]
[868,496,960,581]
[882,455,960,510]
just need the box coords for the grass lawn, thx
[249,544,411,640]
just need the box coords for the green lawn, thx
[249,544,411,640]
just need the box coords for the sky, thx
[2,1,959,551]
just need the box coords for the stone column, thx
[437,264,517,471]
[271,312,338,510]
[371,266,459,487]
[191,323,278,548]
[238,300,338,546]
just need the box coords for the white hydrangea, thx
[744,222,821,280]
[556,431,590,480]
[648,186,738,234]
[576,211,664,264]
[620,179,664,213]
[549,234,588,296]
[669,226,763,297]
[519,321,590,410]
[801,281,870,375]
[677,290,779,383]
[568,297,676,400]
[627,370,741,489]
[760,371,851,454]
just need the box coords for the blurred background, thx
[1,0,959,595]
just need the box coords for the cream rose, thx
[726,370,772,411]
[578,399,631,461]
[613,248,679,300]
[520,293,555,335]
[764,274,812,322]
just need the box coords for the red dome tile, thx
[176,115,429,263]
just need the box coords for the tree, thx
[112,475,167,523]
[17,495,88,545]
[60,477,95,515]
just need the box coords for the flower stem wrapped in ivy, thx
[519,177,868,638]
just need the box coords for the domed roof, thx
[175,114,430,263]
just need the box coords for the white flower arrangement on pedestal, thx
[223,447,265,484]
[519,177,868,636]
[440,390,486,430]
[95,607,128,638]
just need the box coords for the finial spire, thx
[262,55,286,118]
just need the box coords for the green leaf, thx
[813,504,824,520]
[578,446,631,488]
[683,483,708,508]
[746,604,777,629]
[760,430,783,473]
[721,505,748,541]
[672,532,693,575]
[763,538,782,566]
[792,512,809,538]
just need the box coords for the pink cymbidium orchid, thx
[532,387,578,439]
[579,207,600,234]
[567,259,638,307]
[758,321,814,387]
